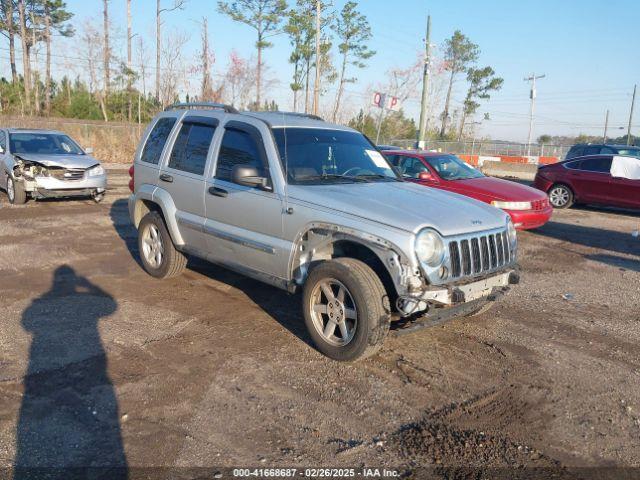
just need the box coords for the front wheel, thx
[137,211,187,279]
[548,184,574,209]
[302,258,390,362]
[7,176,27,205]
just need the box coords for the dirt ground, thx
[0,167,639,479]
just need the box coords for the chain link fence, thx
[0,115,144,164]
[388,139,571,159]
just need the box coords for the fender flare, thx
[288,222,417,293]
[131,185,185,246]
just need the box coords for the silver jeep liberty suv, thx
[129,103,519,361]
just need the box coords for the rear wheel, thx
[137,211,187,279]
[7,176,27,205]
[303,258,390,362]
[548,184,574,209]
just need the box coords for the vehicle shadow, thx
[13,265,127,480]
[186,257,314,348]
[583,253,640,272]
[108,198,313,348]
[109,198,143,267]
[530,221,640,257]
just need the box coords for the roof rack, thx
[275,111,324,121]
[165,102,239,114]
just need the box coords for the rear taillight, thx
[128,165,135,192]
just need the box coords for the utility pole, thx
[312,0,321,115]
[524,73,545,157]
[417,15,431,150]
[627,84,636,146]
[603,109,609,143]
[375,94,387,144]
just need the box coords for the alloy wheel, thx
[309,278,358,347]
[141,224,164,268]
[549,186,569,207]
[7,178,14,202]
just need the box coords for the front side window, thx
[579,157,612,173]
[397,156,430,179]
[9,132,84,155]
[616,148,640,159]
[272,128,399,184]
[168,123,215,175]
[425,154,484,180]
[141,117,176,165]
[215,128,265,182]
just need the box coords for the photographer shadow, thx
[13,265,127,479]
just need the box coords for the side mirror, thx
[232,164,272,191]
[84,147,94,154]
[418,171,435,182]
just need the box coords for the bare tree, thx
[80,20,108,121]
[102,0,110,100]
[159,28,188,108]
[199,17,215,101]
[136,36,149,98]
[17,0,31,109]
[219,50,256,109]
[0,0,19,82]
[156,0,186,101]
[127,0,133,120]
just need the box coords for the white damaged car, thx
[0,128,107,205]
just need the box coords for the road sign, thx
[387,96,400,111]
[372,92,385,108]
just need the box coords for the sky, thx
[4,0,640,142]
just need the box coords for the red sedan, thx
[534,154,640,210]
[384,151,553,230]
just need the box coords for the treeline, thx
[0,0,502,143]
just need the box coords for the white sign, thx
[372,92,385,108]
[387,96,400,111]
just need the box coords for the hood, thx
[288,181,508,236]
[443,176,547,203]
[14,153,100,170]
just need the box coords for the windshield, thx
[272,128,400,184]
[617,148,640,158]
[425,154,484,180]
[9,132,84,155]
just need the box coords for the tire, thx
[7,176,27,205]
[302,258,390,362]
[548,184,574,209]
[137,211,187,279]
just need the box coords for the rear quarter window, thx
[141,117,177,165]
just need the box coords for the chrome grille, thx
[50,168,86,181]
[447,229,513,281]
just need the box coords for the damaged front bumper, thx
[21,173,107,199]
[397,269,519,316]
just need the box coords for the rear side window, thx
[579,157,612,173]
[215,128,264,182]
[168,123,216,175]
[567,146,584,159]
[583,146,601,156]
[0,131,6,151]
[141,117,176,165]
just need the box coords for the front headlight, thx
[88,165,105,177]
[491,200,532,211]
[507,219,517,249]
[415,228,445,267]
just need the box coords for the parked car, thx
[128,103,520,361]
[383,150,553,230]
[565,143,640,160]
[534,154,640,209]
[0,128,107,204]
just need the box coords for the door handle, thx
[159,173,173,183]
[208,186,228,198]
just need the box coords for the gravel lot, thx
[0,168,639,478]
